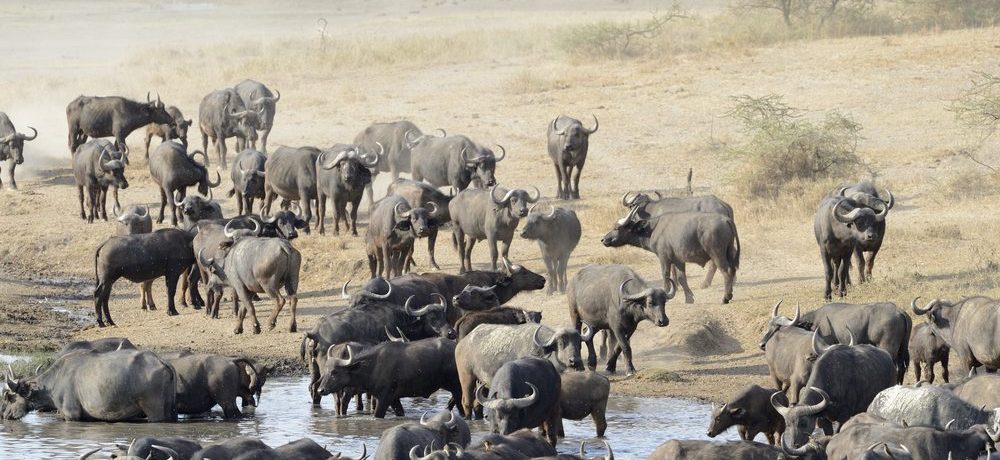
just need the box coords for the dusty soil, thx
[1,0,999,404]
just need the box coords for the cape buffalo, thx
[176,193,224,232]
[111,204,157,310]
[829,180,894,284]
[73,139,129,223]
[0,112,36,190]
[316,144,378,236]
[455,306,541,340]
[764,300,911,385]
[317,338,461,418]
[559,370,610,438]
[66,92,173,159]
[201,221,301,334]
[603,205,739,304]
[354,120,423,182]
[867,383,997,430]
[478,357,562,445]
[144,105,192,156]
[649,439,827,460]
[190,437,272,460]
[708,384,787,445]
[569,264,676,375]
[373,410,470,460]
[165,352,262,418]
[824,419,998,460]
[520,205,581,294]
[953,374,1000,410]
[388,178,455,270]
[228,148,267,216]
[366,195,436,278]
[113,436,203,460]
[1,349,176,422]
[235,80,280,153]
[411,134,504,191]
[759,302,821,403]
[621,191,735,288]
[261,145,321,229]
[450,184,540,272]
[58,337,136,357]
[547,114,597,200]
[912,296,1000,374]
[773,333,896,447]
[93,228,196,326]
[814,196,888,300]
[199,88,261,167]
[148,141,222,226]
[910,322,950,383]
[467,429,557,458]
[455,323,588,417]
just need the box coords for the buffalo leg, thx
[865,247,879,280]
[317,193,328,235]
[570,161,584,199]
[381,246,393,278]
[561,164,573,200]
[542,252,556,295]
[144,131,154,158]
[701,261,717,288]
[488,236,499,271]
[821,252,834,301]
[98,187,108,221]
[77,185,86,220]
[674,263,695,304]
[913,360,923,382]
[616,327,638,375]
[188,266,204,308]
[266,290,284,331]
[94,279,114,327]
[499,237,513,270]
[941,354,950,383]
[216,137,227,169]
[464,238,477,272]
[836,255,850,298]
[164,270,181,316]
[349,199,360,236]
[300,190,313,229]
[454,227,467,272]
[427,227,440,270]
[141,281,156,311]
[853,246,867,284]
[86,186,98,223]
[6,159,16,190]
[722,264,735,304]
[260,128,269,154]
[157,187,168,224]
[552,162,565,200]
[593,395,608,437]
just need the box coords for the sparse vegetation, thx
[503,70,569,95]
[725,94,867,199]
[558,5,687,58]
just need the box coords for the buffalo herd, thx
[1,81,997,459]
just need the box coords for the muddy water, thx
[0,376,738,459]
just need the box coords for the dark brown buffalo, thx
[144,105,192,156]
[66,92,173,159]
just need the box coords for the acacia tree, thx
[948,72,1000,171]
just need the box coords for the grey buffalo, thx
[773,333,896,447]
[316,144,378,236]
[455,323,588,417]
[58,337,136,356]
[478,357,562,446]
[850,443,913,460]
[547,114,598,200]
[66,92,173,159]
[759,302,821,403]
[176,193,224,232]
[235,79,280,153]
[520,205,581,294]
[621,191,735,288]
[0,111,36,190]
[912,296,1000,374]
[148,141,222,226]
[366,195,435,278]
[165,352,264,418]
[261,145,321,229]
[649,439,826,460]
[910,322,950,383]
[825,419,998,460]
[112,204,157,311]
[0,349,176,422]
[144,105,192,156]
[354,121,429,209]
[568,264,675,375]
[73,139,129,223]
[450,184,540,272]
[189,437,272,460]
[830,180,895,284]
[374,410,470,460]
[199,88,261,167]
[455,306,542,340]
[559,370,610,438]
[867,383,997,430]
[113,436,203,460]
[814,196,888,300]
[708,384,787,445]
[467,429,557,458]
[411,134,504,191]
[93,228,196,326]
[766,300,912,385]
[388,178,455,270]
[317,338,461,418]
[200,222,302,334]
[228,149,267,216]
[602,205,739,304]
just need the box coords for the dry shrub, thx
[557,6,687,59]
[726,94,867,199]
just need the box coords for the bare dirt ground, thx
[1,0,999,403]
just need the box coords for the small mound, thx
[662,319,742,356]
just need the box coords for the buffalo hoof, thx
[234,328,243,335]
[571,192,580,200]
[685,297,694,304]
[267,321,276,331]
[253,324,261,334]
[107,320,116,327]
[289,323,297,333]
[148,304,157,311]
[79,212,87,220]
[96,320,106,328]
[167,309,179,316]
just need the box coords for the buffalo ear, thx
[294,219,307,229]
[731,407,745,416]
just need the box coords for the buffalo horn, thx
[779,434,810,457]
[771,299,783,318]
[584,114,599,134]
[802,387,830,415]
[874,199,889,222]
[6,363,14,380]
[490,184,509,205]
[320,149,349,170]
[363,143,383,167]
[394,202,412,221]
[832,200,863,223]
[882,189,895,210]
[532,325,557,348]
[208,169,222,188]
[526,186,540,203]
[812,330,831,355]
[341,279,352,299]
[174,191,185,208]
[329,344,353,366]
[474,384,492,408]
[358,443,368,460]
[580,322,595,342]
[78,448,102,460]
[289,201,302,216]
[493,144,506,162]
[664,278,677,300]
[136,205,149,217]
[198,248,214,267]
[147,92,152,104]
[621,191,636,207]
[362,278,392,299]
[385,326,408,343]
[151,445,179,460]
[620,279,647,301]
[546,204,556,218]
[770,391,789,416]
[911,297,939,315]
[113,202,123,219]
[19,127,37,141]
[945,419,956,430]
[551,117,566,136]
[837,186,849,197]
[435,128,447,137]
[510,382,538,408]
[846,328,855,346]
[223,220,237,238]
[419,410,431,425]
[408,445,423,460]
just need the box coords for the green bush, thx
[726,95,867,198]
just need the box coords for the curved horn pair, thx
[619,279,652,301]
[4,127,38,143]
[223,218,261,238]
[320,149,350,170]
[404,294,447,317]
[578,440,613,460]
[532,325,557,348]
[342,278,393,300]
[328,343,354,366]
[832,199,864,224]
[361,143,382,167]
